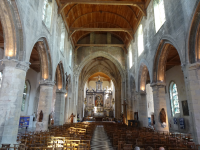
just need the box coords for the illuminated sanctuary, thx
[84,74,115,120]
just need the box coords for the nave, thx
[7,122,199,150]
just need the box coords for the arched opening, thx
[138,63,153,127]
[153,41,190,133]
[188,1,200,63]
[77,56,122,122]
[53,62,66,125]
[83,72,115,120]
[19,38,52,129]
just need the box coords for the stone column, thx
[54,89,66,125]
[151,83,169,132]
[0,60,29,144]
[138,91,148,127]
[182,63,200,144]
[36,80,54,131]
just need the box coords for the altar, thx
[84,76,114,120]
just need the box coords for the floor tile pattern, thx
[91,125,114,150]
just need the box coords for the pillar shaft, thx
[151,83,169,132]
[55,90,66,125]
[183,63,200,144]
[36,80,54,131]
[0,60,29,144]
[138,92,148,127]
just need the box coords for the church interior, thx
[0,0,200,149]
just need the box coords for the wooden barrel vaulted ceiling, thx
[56,0,151,52]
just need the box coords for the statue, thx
[98,75,100,81]
[77,114,80,122]
[50,111,54,125]
[160,108,166,128]
[39,110,43,122]
[69,113,76,123]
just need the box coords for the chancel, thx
[84,75,114,121]
[0,0,200,149]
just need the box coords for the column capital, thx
[2,59,30,72]
[56,89,67,94]
[39,80,55,86]
[150,82,166,88]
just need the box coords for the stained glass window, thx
[153,0,166,32]
[0,72,2,88]
[170,82,180,116]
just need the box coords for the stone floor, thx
[91,125,113,150]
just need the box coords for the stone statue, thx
[39,110,43,122]
[160,108,167,128]
[69,113,76,123]
[160,108,166,123]
[98,75,100,81]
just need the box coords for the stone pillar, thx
[0,60,29,144]
[151,83,169,132]
[182,63,200,144]
[36,80,54,131]
[138,91,148,127]
[54,89,66,125]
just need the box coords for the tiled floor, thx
[91,125,114,150]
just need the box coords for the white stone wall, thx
[165,66,192,133]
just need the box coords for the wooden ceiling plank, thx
[167,54,180,62]
[70,11,133,29]
[59,0,145,15]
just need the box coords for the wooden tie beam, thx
[75,44,127,53]
[69,28,134,39]
[59,0,146,16]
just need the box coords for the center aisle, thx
[91,125,114,150]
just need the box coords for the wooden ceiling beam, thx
[75,43,127,53]
[0,33,3,38]
[30,61,40,65]
[59,0,146,16]
[0,42,4,48]
[70,27,133,40]
[167,54,180,62]
[166,62,181,65]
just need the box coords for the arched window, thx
[60,23,65,53]
[0,71,3,88]
[42,0,53,29]
[129,44,132,68]
[21,81,30,111]
[153,0,166,32]
[169,82,180,116]
[138,25,144,56]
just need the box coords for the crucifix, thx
[122,100,128,124]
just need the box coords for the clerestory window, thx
[153,0,166,32]
[138,25,144,56]
[42,0,53,29]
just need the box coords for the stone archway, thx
[137,60,152,127]
[0,0,24,60]
[77,56,123,120]
[188,1,200,63]
[54,62,66,125]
